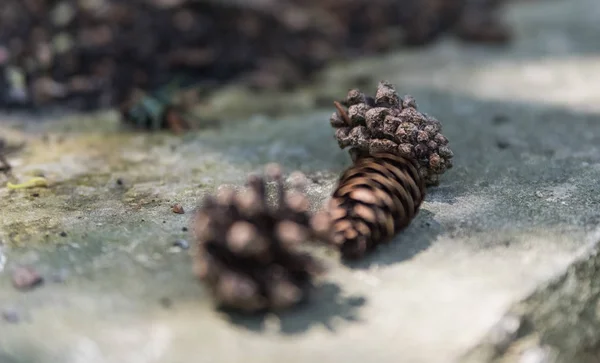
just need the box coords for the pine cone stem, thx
[333,100,352,126]
[326,152,425,259]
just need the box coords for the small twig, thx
[333,101,351,126]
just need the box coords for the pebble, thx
[2,308,20,324]
[171,204,185,214]
[173,239,189,250]
[11,266,43,291]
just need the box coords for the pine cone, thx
[191,165,325,313]
[330,81,453,186]
[321,152,425,259]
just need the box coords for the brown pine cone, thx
[191,164,325,313]
[330,80,453,186]
[319,152,425,259]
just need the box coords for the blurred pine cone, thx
[191,164,326,313]
[330,81,453,186]
[0,0,510,112]
[119,88,191,133]
[323,152,425,259]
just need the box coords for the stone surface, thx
[1,0,600,362]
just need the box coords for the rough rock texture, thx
[1,0,600,362]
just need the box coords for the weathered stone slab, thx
[1,0,600,362]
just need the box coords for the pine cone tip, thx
[330,81,454,186]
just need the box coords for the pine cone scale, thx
[334,175,405,231]
[330,81,453,187]
[341,171,406,219]
[327,152,426,259]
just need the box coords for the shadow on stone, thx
[223,282,366,335]
[426,184,460,205]
[342,209,443,269]
[0,352,20,363]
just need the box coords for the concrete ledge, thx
[1,0,600,362]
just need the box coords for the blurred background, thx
[0,0,514,129]
[3,1,600,363]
